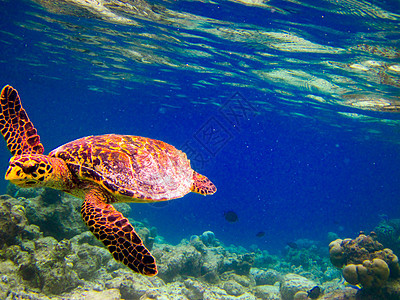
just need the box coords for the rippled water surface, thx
[0,0,399,250]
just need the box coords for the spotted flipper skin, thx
[0,85,44,155]
[191,171,217,195]
[81,189,157,276]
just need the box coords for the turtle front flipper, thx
[81,189,157,276]
[0,85,44,155]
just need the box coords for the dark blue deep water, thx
[0,0,399,254]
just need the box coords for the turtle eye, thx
[22,164,38,174]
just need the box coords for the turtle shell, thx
[49,134,194,202]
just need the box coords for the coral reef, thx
[280,273,317,300]
[2,190,400,299]
[342,258,389,289]
[152,237,255,284]
[374,219,400,254]
[329,232,400,293]
[200,230,219,247]
[5,187,87,239]
[0,195,28,246]
[0,192,261,299]
[154,242,203,282]
[250,268,282,285]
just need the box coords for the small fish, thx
[344,282,362,290]
[339,277,362,290]
[224,211,238,223]
[307,286,321,299]
[287,242,298,249]
[256,231,265,237]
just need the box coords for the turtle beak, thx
[5,165,22,182]
[5,164,36,186]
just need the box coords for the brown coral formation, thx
[343,258,390,289]
[329,232,400,289]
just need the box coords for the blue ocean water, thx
[0,0,399,255]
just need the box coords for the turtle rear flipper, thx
[81,190,157,276]
[191,171,217,195]
[0,85,44,155]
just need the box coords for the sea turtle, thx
[0,85,216,276]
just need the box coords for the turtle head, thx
[5,154,58,188]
